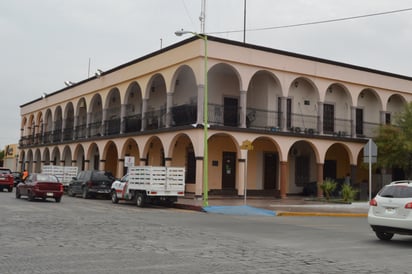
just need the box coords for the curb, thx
[174,203,368,217]
[173,203,205,212]
[277,211,367,217]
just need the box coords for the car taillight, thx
[369,198,377,206]
[34,184,40,191]
[405,202,412,209]
[59,184,64,192]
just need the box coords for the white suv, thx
[368,180,412,240]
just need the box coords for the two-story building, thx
[19,36,412,198]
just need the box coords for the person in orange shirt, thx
[22,170,29,181]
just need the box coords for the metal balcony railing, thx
[171,104,197,126]
[18,109,381,148]
[124,114,142,133]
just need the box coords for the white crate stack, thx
[42,165,78,186]
[128,166,185,196]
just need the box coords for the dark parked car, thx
[12,171,23,187]
[67,170,114,199]
[15,173,63,202]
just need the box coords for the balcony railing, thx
[75,125,86,140]
[89,122,102,137]
[104,118,121,136]
[19,105,381,148]
[209,103,240,126]
[246,108,280,130]
[124,114,142,133]
[144,109,166,130]
[171,104,197,126]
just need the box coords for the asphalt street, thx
[1,191,411,273]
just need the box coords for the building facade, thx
[19,36,412,198]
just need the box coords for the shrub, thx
[320,178,337,200]
[341,183,358,203]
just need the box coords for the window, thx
[385,113,391,125]
[356,108,363,135]
[323,104,334,134]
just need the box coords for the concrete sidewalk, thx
[174,195,369,217]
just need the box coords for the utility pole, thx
[200,0,206,33]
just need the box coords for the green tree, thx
[375,102,412,178]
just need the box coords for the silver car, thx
[368,180,412,240]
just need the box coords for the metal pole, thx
[368,139,372,201]
[203,34,209,207]
[243,0,247,43]
[244,157,247,205]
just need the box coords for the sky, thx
[1,0,412,148]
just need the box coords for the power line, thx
[208,7,412,35]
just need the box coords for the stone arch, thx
[89,94,103,137]
[287,140,320,195]
[63,102,74,141]
[247,70,282,129]
[208,132,238,192]
[104,88,121,135]
[51,147,61,166]
[34,149,41,173]
[249,136,281,196]
[209,63,242,126]
[288,77,320,131]
[124,82,143,133]
[386,94,407,125]
[75,98,87,139]
[62,145,72,166]
[43,147,51,166]
[26,149,34,173]
[357,88,382,137]
[73,144,86,171]
[142,136,164,166]
[44,109,53,142]
[102,141,119,176]
[324,83,352,135]
[53,106,63,142]
[145,74,167,129]
[324,142,352,182]
[169,65,198,126]
[87,143,100,170]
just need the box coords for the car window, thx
[0,169,11,174]
[379,185,412,198]
[78,171,88,180]
[37,174,59,182]
[92,171,111,181]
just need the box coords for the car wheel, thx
[67,187,76,197]
[28,191,35,201]
[111,190,119,204]
[55,197,61,203]
[15,188,21,199]
[8,187,13,193]
[136,192,145,207]
[375,231,394,241]
[82,187,89,199]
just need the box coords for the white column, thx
[197,85,204,126]
[166,92,173,127]
[317,102,324,134]
[141,98,148,131]
[240,90,247,128]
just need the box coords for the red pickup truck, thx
[0,167,14,192]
